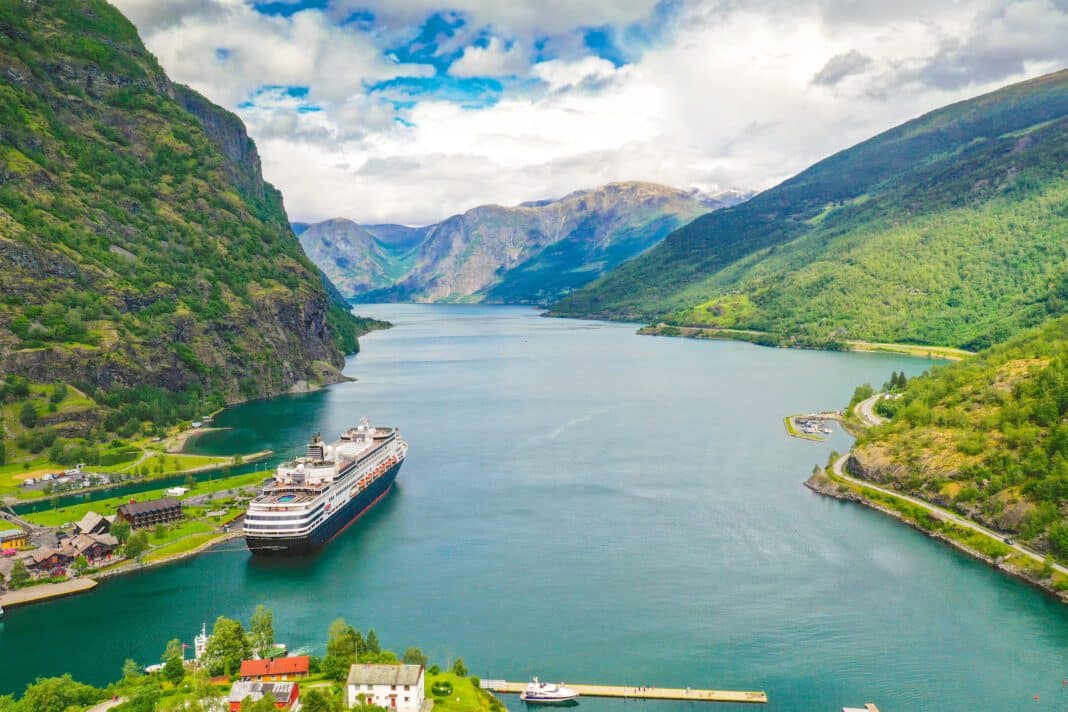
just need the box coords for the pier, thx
[481,680,767,704]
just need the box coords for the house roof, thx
[117,497,181,517]
[75,511,106,533]
[227,680,296,703]
[0,528,24,541]
[69,533,118,556]
[240,656,310,678]
[346,664,423,687]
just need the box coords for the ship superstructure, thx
[243,419,407,555]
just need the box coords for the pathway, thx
[831,454,1068,576]
[0,578,97,607]
[854,393,887,427]
[84,697,126,712]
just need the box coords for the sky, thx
[112,0,1068,225]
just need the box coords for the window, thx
[405,685,410,691]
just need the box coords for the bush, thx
[19,400,38,428]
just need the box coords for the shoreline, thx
[805,468,1068,605]
[636,324,972,361]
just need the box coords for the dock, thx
[481,680,767,704]
[0,578,97,608]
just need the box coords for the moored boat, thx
[520,678,580,705]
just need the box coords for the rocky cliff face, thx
[0,0,362,401]
[299,182,748,304]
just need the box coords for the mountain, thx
[0,0,373,404]
[299,182,748,304]
[847,315,1068,565]
[551,70,1068,351]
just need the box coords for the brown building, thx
[117,497,183,529]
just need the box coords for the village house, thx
[116,497,182,529]
[239,655,310,682]
[27,546,73,576]
[0,528,28,550]
[73,511,111,536]
[227,681,299,711]
[346,664,427,712]
[69,532,119,565]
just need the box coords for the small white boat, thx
[520,677,580,705]
[0,604,5,619]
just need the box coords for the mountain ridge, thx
[300,181,749,304]
[550,69,1068,351]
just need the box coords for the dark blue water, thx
[3,305,1067,711]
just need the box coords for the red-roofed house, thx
[239,656,310,682]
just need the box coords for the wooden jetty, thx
[481,680,767,704]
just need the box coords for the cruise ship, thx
[243,419,407,555]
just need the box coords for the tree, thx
[18,674,103,712]
[124,531,149,560]
[326,618,359,661]
[452,658,467,677]
[365,629,380,655]
[9,560,29,588]
[240,692,277,712]
[73,555,89,576]
[119,686,163,712]
[111,519,132,544]
[162,638,184,662]
[152,523,167,540]
[164,655,185,685]
[19,401,38,428]
[0,439,6,466]
[50,383,67,404]
[402,647,428,667]
[204,615,251,676]
[302,689,341,712]
[250,605,275,658]
[122,659,142,680]
[319,655,348,682]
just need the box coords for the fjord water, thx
[3,305,1068,710]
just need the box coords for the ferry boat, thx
[520,678,580,705]
[243,419,407,555]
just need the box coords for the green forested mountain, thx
[0,0,372,407]
[551,70,1068,351]
[299,182,747,304]
[851,316,1068,562]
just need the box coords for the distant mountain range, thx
[551,69,1068,351]
[297,182,749,304]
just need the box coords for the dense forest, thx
[551,70,1068,351]
[851,315,1068,560]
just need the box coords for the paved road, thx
[832,454,1068,576]
[854,393,888,427]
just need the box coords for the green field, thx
[22,469,268,527]
[426,674,498,712]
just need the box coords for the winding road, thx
[831,453,1068,576]
[854,392,888,427]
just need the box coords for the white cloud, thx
[450,37,528,77]
[532,57,622,91]
[112,0,1068,225]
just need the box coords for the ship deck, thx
[252,489,323,505]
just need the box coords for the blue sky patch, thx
[369,75,503,109]
[252,0,328,17]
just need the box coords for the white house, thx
[346,664,426,712]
